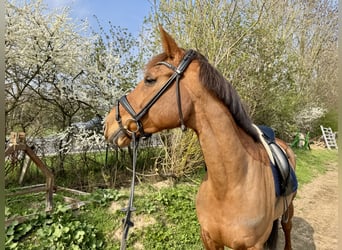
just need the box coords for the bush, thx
[311,109,338,138]
[5,204,105,250]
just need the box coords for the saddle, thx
[258,125,298,197]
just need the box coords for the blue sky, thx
[43,0,152,36]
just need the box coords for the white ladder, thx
[320,125,338,149]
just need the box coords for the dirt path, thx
[277,162,338,250]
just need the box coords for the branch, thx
[229,1,266,50]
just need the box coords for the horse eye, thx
[144,77,156,85]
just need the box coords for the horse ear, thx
[159,25,182,59]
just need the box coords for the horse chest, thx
[196,182,272,243]
[196,194,268,229]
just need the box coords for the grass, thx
[5,148,338,249]
[293,148,338,185]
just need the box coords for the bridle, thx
[115,49,197,139]
[115,50,196,250]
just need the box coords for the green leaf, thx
[6,226,14,236]
[53,225,63,238]
[75,230,85,243]
[63,226,70,233]
[5,235,14,245]
[7,242,18,249]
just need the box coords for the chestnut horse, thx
[104,26,296,250]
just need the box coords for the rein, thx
[117,50,196,249]
[120,132,139,250]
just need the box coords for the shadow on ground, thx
[277,216,315,250]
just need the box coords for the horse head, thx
[104,26,199,147]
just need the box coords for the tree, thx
[5,0,141,172]
[5,0,141,134]
[140,0,337,177]
[6,0,91,135]
[144,0,337,138]
[292,0,338,112]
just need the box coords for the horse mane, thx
[146,51,259,142]
[194,51,260,142]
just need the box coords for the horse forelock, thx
[194,51,260,142]
[145,53,168,71]
[145,50,186,71]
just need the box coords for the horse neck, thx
[190,96,264,194]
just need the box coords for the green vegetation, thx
[6,204,105,250]
[130,185,201,250]
[5,148,337,249]
[294,148,338,185]
[5,146,162,191]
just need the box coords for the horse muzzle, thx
[106,127,132,147]
[104,113,133,147]
[105,111,149,147]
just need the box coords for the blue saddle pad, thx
[271,162,298,197]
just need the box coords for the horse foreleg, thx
[200,227,224,250]
[281,202,294,250]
